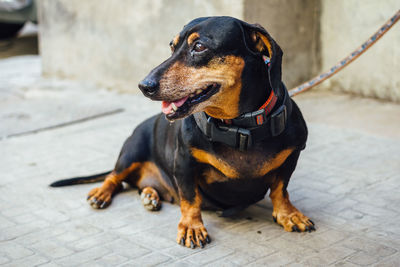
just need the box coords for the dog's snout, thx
[138,78,159,96]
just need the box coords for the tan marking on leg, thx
[269,180,315,232]
[177,189,210,248]
[87,162,141,209]
[187,32,200,46]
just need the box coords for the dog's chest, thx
[191,146,293,183]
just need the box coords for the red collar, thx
[222,89,277,125]
[223,55,277,125]
[259,89,277,114]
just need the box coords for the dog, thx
[51,16,314,249]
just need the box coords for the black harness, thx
[193,83,292,151]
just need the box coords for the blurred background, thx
[1,0,399,101]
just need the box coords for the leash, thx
[289,9,400,97]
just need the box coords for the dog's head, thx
[138,16,282,121]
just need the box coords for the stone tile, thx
[121,252,171,266]
[93,253,129,266]
[247,252,295,266]
[0,256,10,265]
[69,233,119,250]
[300,245,356,265]
[3,254,49,267]
[205,257,240,267]
[1,64,400,266]
[341,237,397,258]
[301,229,349,250]
[103,239,151,259]
[374,254,400,267]
[55,247,110,266]
[227,241,276,265]
[185,246,234,265]
[31,240,74,259]
[347,251,381,265]
[0,242,34,260]
[0,216,16,229]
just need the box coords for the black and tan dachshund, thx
[51,16,314,249]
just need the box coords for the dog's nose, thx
[138,78,159,96]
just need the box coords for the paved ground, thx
[1,55,400,266]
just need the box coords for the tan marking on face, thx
[269,179,314,232]
[191,148,239,179]
[256,148,294,177]
[187,32,200,46]
[172,34,180,47]
[160,55,245,119]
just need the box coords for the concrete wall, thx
[244,0,321,89]
[37,0,317,92]
[38,0,244,92]
[38,0,400,101]
[320,0,400,101]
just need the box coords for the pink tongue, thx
[161,96,189,114]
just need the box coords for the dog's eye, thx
[193,42,206,53]
[169,41,175,53]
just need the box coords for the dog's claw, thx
[180,237,185,246]
[190,240,195,249]
[205,236,211,243]
[199,240,204,248]
[292,225,300,232]
[273,216,277,223]
[308,219,315,226]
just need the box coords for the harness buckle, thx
[238,128,251,151]
[205,117,252,151]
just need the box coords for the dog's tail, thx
[49,171,112,187]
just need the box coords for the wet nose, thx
[138,78,159,96]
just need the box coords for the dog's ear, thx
[241,22,283,92]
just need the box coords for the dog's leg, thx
[87,163,140,209]
[87,118,155,209]
[270,180,315,232]
[176,188,210,248]
[269,151,315,232]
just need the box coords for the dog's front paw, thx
[87,187,113,209]
[140,187,161,211]
[273,210,315,232]
[177,221,211,249]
